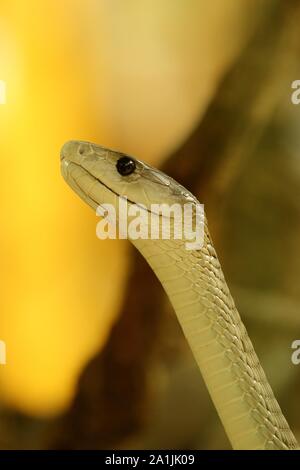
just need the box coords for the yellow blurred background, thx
[0,0,255,416]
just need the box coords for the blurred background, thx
[0,0,300,449]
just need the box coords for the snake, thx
[60,140,298,450]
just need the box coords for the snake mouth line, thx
[64,159,156,215]
[63,159,187,220]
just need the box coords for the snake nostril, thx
[61,140,79,160]
[78,143,92,156]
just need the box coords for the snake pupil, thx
[116,156,136,176]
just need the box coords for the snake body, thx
[60,140,298,450]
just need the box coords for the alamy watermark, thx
[290,82,300,364]
[291,80,300,105]
[1,80,7,365]
[291,340,300,365]
[0,340,6,365]
[0,80,6,104]
[95,197,205,250]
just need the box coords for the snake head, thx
[60,140,199,214]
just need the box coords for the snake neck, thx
[132,218,298,450]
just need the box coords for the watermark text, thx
[0,340,6,365]
[291,340,300,365]
[96,197,205,250]
[0,80,6,104]
[291,80,300,105]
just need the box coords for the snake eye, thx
[116,156,136,176]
